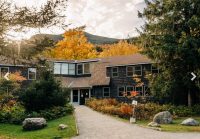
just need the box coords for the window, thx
[84,63,90,74]
[134,65,142,76]
[126,86,134,96]
[103,87,110,97]
[127,66,134,77]
[143,86,151,96]
[135,86,143,96]
[118,86,125,97]
[69,64,75,75]
[54,63,61,74]
[28,68,36,80]
[152,65,159,73]
[61,63,68,75]
[54,63,76,75]
[143,64,151,76]
[77,64,83,75]
[0,67,9,78]
[112,67,118,77]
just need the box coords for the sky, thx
[10,0,146,40]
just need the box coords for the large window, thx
[103,87,110,97]
[0,67,9,78]
[77,63,90,75]
[127,66,134,77]
[77,64,83,75]
[126,86,134,96]
[135,86,143,96]
[126,65,142,76]
[134,65,142,76]
[143,86,151,96]
[69,64,75,75]
[112,67,118,77]
[118,86,125,97]
[54,63,61,74]
[61,63,68,75]
[151,65,159,73]
[54,63,75,75]
[28,68,36,80]
[84,63,90,74]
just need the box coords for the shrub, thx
[27,104,74,120]
[86,99,200,120]
[19,71,69,111]
[0,101,26,124]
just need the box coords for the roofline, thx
[0,64,26,67]
[105,62,155,67]
[0,64,38,67]
[51,59,100,63]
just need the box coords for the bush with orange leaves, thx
[86,98,133,119]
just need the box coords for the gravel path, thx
[72,105,200,139]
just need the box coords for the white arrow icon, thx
[191,72,196,81]
[4,72,10,81]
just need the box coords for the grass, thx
[136,117,200,132]
[0,114,77,139]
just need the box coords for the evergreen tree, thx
[138,0,200,105]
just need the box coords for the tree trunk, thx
[188,90,192,107]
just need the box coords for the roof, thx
[100,53,153,67]
[56,53,152,88]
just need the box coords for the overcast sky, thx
[11,0,146,40]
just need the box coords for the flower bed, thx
[86,98,200,120]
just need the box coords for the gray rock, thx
[58,124,68,130]
[148,122,161,127]
[22,118,47,131]
[153,111,172,124]
[181,118,199,126]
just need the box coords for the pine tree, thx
[138,0,200,105]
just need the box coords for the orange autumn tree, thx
[44,28,97,60]
[99,41,141,57]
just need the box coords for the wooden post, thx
[188,90,192,107]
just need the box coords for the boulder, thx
[58,124,68,130]
[148,122,161,127]
[181,118,199,126]
[22,118,47,131]
[153,111,172,124]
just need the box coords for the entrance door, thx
[80,89,89,105]
[73,90,78,103]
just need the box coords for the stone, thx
[181,118,199,126]
[58,124,68,130]
[153,111,172,124]
[148,122,161,127]
[22,118,47,131]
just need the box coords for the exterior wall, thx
[0,65,37,87]
[105,64,151,98]
[92,86,110,98]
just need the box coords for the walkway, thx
[72,105,200,139]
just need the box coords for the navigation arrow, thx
[4,72,10,81]
[191,72,196,81]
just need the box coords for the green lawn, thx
[137,117,200,132]
[0,114,77,139]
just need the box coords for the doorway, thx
[80,89,89,105]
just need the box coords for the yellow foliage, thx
[99,41,141,57]
[44,28,97,60]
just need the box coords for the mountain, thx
[30,32,120,45]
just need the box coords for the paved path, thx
[72,105,200,139]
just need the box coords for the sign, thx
[4,72,10,81]
[132,100,137,105]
